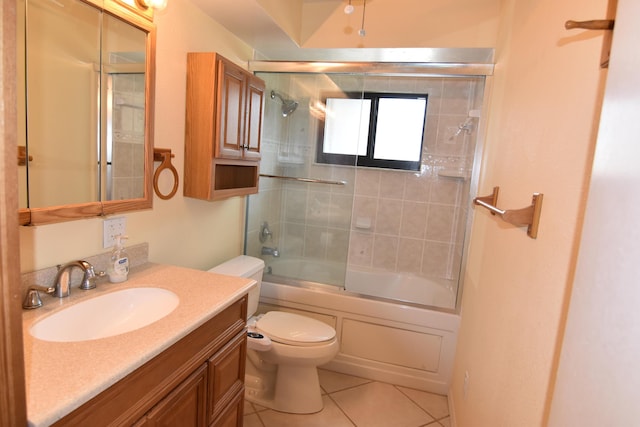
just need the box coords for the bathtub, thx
[259,258,460,394]
[346,268,456,309]
[265,258,457,309]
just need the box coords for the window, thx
[317,92,428,171]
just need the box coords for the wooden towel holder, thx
[153,148,179,200]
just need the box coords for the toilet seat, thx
[255,311,336,346]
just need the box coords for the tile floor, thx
[243,369,451,427]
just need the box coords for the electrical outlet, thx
[463,370,470,399]
[103,217,126,249]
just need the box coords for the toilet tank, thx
[208,255,264,318]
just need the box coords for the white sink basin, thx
[30,287,179,342]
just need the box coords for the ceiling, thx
[185,0,497,63]
[188,0,334,56]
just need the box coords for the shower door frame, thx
[247,48,495,313]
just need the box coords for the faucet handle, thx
[78,262,106,290]
[22,285,55,309]
[260,222,273,243]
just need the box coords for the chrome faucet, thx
[22,260,104,309]
[261,246,280,257]
[53,260,102,297]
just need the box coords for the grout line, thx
[323,378,374,395]
[392,384,439,425]
[325,391,358,427]
[253,409,267,427]
[246,400,269,427]
[395,384,449,423]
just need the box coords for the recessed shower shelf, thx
[437,169,470,180]
[473,186,544,239]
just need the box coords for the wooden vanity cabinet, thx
[207,332,246,426]
[54,296,248,427]
[184,52,265,201]
[141,364,208,426]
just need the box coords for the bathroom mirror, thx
[17,0,155,225]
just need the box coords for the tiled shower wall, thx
[110,73,146,200]
[246,72,484,288]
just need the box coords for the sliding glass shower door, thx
[245,68,485,310]
[245,72,361,287]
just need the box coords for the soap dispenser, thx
[108,235,130,283]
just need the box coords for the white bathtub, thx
[346,268,456,309]
[265,257,347,287]
[265,258,457,310]
[259,258,460,394]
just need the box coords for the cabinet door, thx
[216,59,246,160]
[144,364,208,427]
[242,75,264,161]
[211,392,243,427]
[207,331,247,424]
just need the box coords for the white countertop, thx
[22,263,255,427]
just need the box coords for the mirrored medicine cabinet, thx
[17,0,155,225]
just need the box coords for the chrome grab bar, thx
[473,186,544,239]
[259,174,346,186]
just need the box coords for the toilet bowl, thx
[208,256,339,414]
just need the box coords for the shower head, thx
[270,90,298,117]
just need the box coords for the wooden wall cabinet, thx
[184,52,265,201]
[55,296,248,427]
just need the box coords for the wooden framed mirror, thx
[17,0,155,225]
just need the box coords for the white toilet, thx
[208,255,339,414]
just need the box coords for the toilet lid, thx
[256,311,336,346]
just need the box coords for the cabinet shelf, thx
[211,160,259,200]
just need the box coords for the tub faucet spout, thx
[261,246,280,258]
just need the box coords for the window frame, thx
[316,91,428,171]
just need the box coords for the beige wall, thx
[19,0,254,272]
[450,0,608,425]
